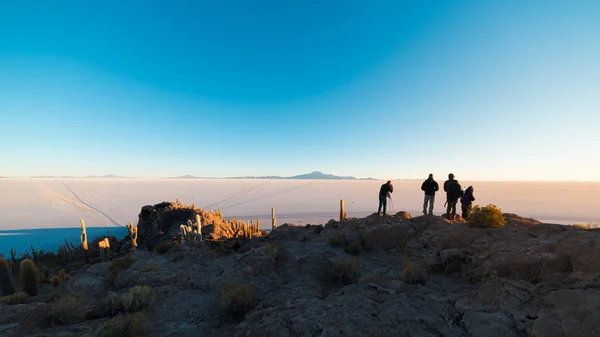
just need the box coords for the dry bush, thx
[0,292,29,305]
[141,265,159,273]
[573,223,600,230]
[329,256,362,285]
[51,275,61,288]
[314,225,325,234]
[99,313,145,337]
[104,286,156,315]
[264,244,286,260]
[49,295,87,325]
[343,242,362,255]
[220,283,256,316]
[469,204,506,228]
[358,274,390,285]
[152,241,174,254]
[108,254,136,282]
[403,259,428,285]
[328,234,343,247]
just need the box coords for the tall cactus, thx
[9,246,16,263]
[80,219,89,251]
[20,259,38,296]
[195,214,202,241]
[0,258,16,296]
[80,219,89,263]
[126,221,139,248]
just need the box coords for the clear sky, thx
[1,1,599,181]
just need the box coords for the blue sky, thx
[1,1,599,180]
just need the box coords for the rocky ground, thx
[2,202,600,337]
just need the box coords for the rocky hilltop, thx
[1,202,600,336]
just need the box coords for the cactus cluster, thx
[99,238,111,261]
[209,209,223,218]
[20,259,38,296]
[226,219,261,239]
[126,221,139,247]
[0,258,16,296]
[9,246,17,263]
[30,244,44,261]
[58,238,76,263]
[180,214,203,242]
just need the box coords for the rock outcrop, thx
[137,202,266,249]
[2,209,600,336]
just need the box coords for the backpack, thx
[452,181,464,198]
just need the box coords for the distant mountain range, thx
[21,171,377,180]
[174,171,377,180]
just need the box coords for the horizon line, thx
[1,176,599,183]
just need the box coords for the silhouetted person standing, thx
[460,186,476,219]
[378,180,393,216]
[443,173,463,218]
[421,174,439,215]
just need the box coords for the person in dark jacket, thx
[443,173,462,218]
[421,174,439,215]
[460,186,475,219]
[378,180,393,216]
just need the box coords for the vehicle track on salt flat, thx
[61,182,121,226]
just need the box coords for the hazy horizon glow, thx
[1,1,599,181]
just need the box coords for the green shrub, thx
[469,204,506,228]
[220,283,256,316]
[0,258,16,296]
[328,235,343,247]
[402,259,428,285]
[152,241,173,254]
[358,274,390,285]
[108,254,135,282]
[264,244,286,260]
[20,259,38,296]
[104,286,156,315]
[314,225,324,234]
[49,295,87,325]
[99,313,145,337]
[0,292,29,305]
[329,256,362,285]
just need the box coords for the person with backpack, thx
[443,173,463,218]
[420,174,439,215]
[378,180,393,216]
[460,186,476,219]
